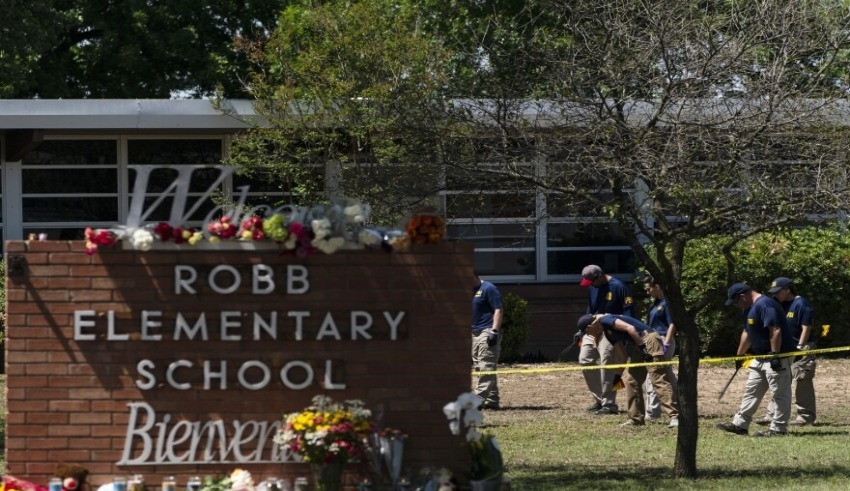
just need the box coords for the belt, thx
[472,329,486,336]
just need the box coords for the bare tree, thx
[443,0,850,478]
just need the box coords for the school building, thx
[0,99,631,359]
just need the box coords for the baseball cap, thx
[579,264,603,287]
[576,314,595,332]
[767,277,793,294]
[724,282,752,306]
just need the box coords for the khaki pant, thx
[763,346,816,424]
[578,333,624,410]
[733,357,792,433]
[622,331,679,423]
[645,337,677,419]
[472,329,501,406]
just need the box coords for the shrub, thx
[499,293,530,363]
[662,226,850,356]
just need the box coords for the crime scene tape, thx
[474,344,850,376]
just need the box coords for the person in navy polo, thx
[575,264,634,415]
[472,272,504,410]
[576,313,679,428]
[717,282,795,437]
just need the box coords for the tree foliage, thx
[0,0,284,98]
[235,0,850,479]
[227,0,452,223]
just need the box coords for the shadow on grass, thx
[508,464,850,490]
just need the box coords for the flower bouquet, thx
[275,395,375,491]
[405,208,445,244]
[443,393,504,489]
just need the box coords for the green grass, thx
[493,417,850,490]
[486,362,850,491]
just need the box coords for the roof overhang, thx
[0,99,262,131]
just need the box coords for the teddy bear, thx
[54,463,89,491]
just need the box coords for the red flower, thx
[153,222,174,242]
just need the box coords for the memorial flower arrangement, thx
[275,395,375,491]
[443,392,504,483]
[81,199,432,255]
[198,469,255,491]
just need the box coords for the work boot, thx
[715,422,748,435]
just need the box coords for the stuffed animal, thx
[53,464,89,491]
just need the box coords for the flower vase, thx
[379,436,405,489]
[310,460,345,491]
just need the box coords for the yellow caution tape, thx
[474,344,850,376]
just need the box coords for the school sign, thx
[4,169,473,485]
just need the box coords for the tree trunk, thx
[672,313,699,478]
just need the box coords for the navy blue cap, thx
[767,277,793,294]
[725,283,752,306]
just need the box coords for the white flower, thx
[129,228,154,251]
[344,204,365,223]
[358,228,383,246]
[315,236,345,254]
[229,469,254,491]
[311,218,332,240]
[457,392,482,410]
[465,426,482,442]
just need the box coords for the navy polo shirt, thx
[745,295,795,354]
[472,280,503,332]
[784,296,815,343]
[586,276,634,317]
[598,314,650,344]
[646,298,671,336]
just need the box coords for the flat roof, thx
[0,99,261,130]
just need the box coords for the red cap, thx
[579,278,593,287]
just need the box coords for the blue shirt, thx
[646,298,671,336]
[586,276,634,317]
[598,314,651,344]
[784,296,815,343]
[472,281,503,332]
[745,295,795,355]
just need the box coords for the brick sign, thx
[5,240,473,486]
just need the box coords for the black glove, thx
[640,344,653,362]
[769,353,784,371]
[573,330,583,343]
[487,331,499,347]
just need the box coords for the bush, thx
[500,292,530,363]
[672,226,850,356]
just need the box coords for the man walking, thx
[472,272,504,410]
[716,282,795,437]
[757,277,817,426]
[575,265,633,415]
[576,313,679,428]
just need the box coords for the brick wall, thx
[5,240,474,488]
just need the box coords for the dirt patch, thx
[492,357,850,420]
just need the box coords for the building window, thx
[22,139,119,240]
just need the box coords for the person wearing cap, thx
[641,275,678,422]
[575,264,634,415]
[756,277,817,426]
[472,272,504,410]
[716,282,795,437]
[576,313,679,428]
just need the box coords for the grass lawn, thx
[486,359,850,490]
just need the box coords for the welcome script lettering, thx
[76,166,408,464]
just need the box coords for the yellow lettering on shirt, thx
[747,318,754,325]
[624,296,633,305]
[475,291,482,297]
[787,312,795,319]
[606,292,612,300]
